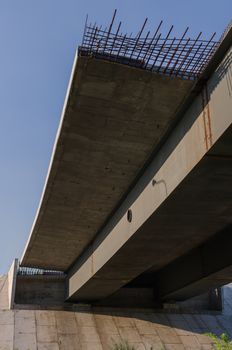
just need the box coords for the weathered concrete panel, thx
[14,310,36,350]
[0,276,9,310]
[0,310,14,350]
[15,276,66,305]
[6,289,232,350]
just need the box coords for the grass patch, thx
[111,341,136,350]
[111,340,163,350]
[206,333,232,349]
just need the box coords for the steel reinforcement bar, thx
[79,10,219,80]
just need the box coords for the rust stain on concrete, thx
[201,83,213,151]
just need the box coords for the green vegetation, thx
[206,333,232,349]
[111,341,136,350]
[111,341,163,350]
[111,334,232,350]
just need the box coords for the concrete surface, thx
[13,274,223,311]
[2,284,232,349]
[21,54,194,271]
[15,275,66,306]
[8,259,18,309]
[0,275,9,310]
[67,44,232,302]
[19,26,232,307]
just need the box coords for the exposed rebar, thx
[79,11,219,80]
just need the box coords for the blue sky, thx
[0,0,231,275]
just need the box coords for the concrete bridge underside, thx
[67,35,232,303]
[21,29,232,306]
[22,56,194,270]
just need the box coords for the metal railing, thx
[18,266,65,277]
[79,10,219,80]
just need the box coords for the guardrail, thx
[18,266,65,276]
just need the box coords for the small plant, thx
[112,341,136,350]
[206,333,232,350]
[111,341,156,350]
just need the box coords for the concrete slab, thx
[78,326,101,343]
[56,311,77,334]
[14,333,37,350]
[75,311,96,327]
[179,335,201,348]
[118,326,142,343]
[0,310,14,325]
[58,334,80,350]
[7,286,232,349]
[36,310,56,326]
[15,310,36,334]
[165,345,185,350]
[0,324,14,350]
[156,327,181,344]
[21,55,194,271]
[80,343,103,350]
[113,314,134,327]
[0,276,9,310]
[94,314,118,334]
[98,334,122,350]
[140,335,163,350]
[133,318,157,335]
[37,344,59,350]
[37,325,58,343]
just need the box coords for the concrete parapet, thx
[8,259,18,309]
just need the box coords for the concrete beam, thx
[154,223,232,301]
[67,45,232,302]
